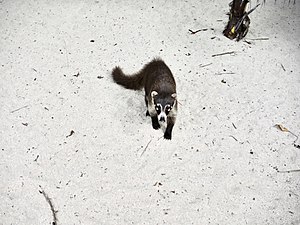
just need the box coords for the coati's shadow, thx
[126,95,147,120]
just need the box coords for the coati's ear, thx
[151,91,158,98]
[171,93,177,99]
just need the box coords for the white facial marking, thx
[155,103,162,111]
[158,111,167,125]
[165,104,172,113]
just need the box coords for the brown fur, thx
[111,58,177,139]
[112,58,176,95]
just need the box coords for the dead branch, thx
[189,28,211,34]
[199,63,212,68]
[39,187,58,225]
[277,169,300,173]
[212,51,235,57]
[232,123,237,129]
[215,72,235,75]
[229,135,238,142]
[248,37,269,41]
[141,139,152,156]
[280,64,286,71]
[10,105,29,113]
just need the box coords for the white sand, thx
[1,0,299,224]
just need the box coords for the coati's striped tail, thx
[112,66,144,90]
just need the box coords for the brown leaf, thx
[275,124,289,132]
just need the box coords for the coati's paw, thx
[152,122,160,130]
[151,116,160,130]
[164,132,172,140]
[146,110,150,117]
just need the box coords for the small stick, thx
[66,130,75,138]
[39,187,58,225]
[189,28,208,34]
[34,155,39,162]
[199,63,212,68]
[275,124,299,147]
[10,105,29,113]
[277,169,300,173]
[285,129,299,145]
[141,139,152,156]
[280,63,286,71]
[212,51,235,57]
[229,135,238,142]
[289,130,298,140]
[215,72,235,75]
[243,40,252,45]
[248,37,269,41]
[62,39,70,68]
[177,99,183,106]
[232,123,237,129]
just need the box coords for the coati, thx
[111,58,177,140]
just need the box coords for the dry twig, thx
[212,51,235,57]
[39,187,58,225]
[141,139,152,156]
[215,72,235,75]
[275,124,299,149]
[199,63,212,68]
[10,105,29,113]
[189,28,212,34]
[229,135,238,142]
[248,37,269,41]
[277,169,300,173]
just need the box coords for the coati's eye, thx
[165,105,172,113]
[155,104,161,113]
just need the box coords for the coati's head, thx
[151,91,177,124]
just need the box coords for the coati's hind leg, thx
[164,116,176,140]
[151,116,160,130]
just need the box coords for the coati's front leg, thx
[164,116,176,140]
[146,99,160,129]
[151,116,160,130]
[145,94,160,129]
[145,95,151,117]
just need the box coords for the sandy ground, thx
[0,0,299,224]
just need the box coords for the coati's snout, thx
[159,115,166,122]
[158,111,167,124]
